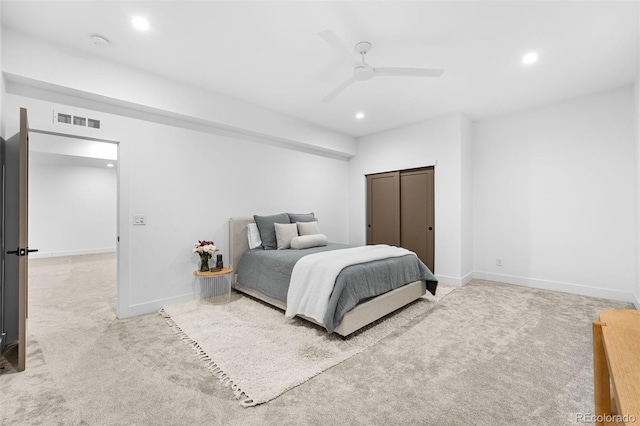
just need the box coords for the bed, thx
[229,216,438,337]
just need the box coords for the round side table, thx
[193,267,234,304]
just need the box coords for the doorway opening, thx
[28,129,119,315]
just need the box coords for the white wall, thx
[473,87,636,302]
[5,92,350,317]
[635,74,640,309]
[348,112,472,285]
[29,160,116,258]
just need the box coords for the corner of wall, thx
[460,113,474,278]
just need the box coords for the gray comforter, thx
[236,243,438,333]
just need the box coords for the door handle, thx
[6,247,39,256]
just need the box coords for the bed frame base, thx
[234,280,426,337]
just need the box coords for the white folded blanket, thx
[285,244,415,323]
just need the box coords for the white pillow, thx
[297,220,320,236]
[247,223,262,249]
[274,222,299,250]
[291,234,328,249]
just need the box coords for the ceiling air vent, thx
[54,111,101,130]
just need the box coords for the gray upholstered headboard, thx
[229,217,253,279]
[229,215,319,282]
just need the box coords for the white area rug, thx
[161,285,454,407]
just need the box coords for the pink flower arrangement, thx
[193,240,218,257]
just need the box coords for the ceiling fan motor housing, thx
[354,66,375,80]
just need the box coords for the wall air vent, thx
[54,110,101,130]
[57,113,72,124]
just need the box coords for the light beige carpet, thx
[3,253,637,425]
[161,286,455,407]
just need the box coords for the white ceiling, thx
[2,1,639,137]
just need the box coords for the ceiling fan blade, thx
[318,29,360,67]
[323,75,358,102]
[375,67,444,77]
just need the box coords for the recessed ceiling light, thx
[522,52,538,65]
[355,112,365,119]
[106,163,115,168]
[132,16,149,31]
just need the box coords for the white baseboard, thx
[435,271,475,287]
[30,247,116,259]
[118,293,195,319]
[435,274,461,286]
[460,271,474,286]
[435,274,463,287]
[474,271,635,304]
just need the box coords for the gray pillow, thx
[274,222,299,250]
[254,213,290,250]
[291,234,328,249]
[287,212,316,223]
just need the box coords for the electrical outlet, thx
[496,258,503,267]
[133,214,146,226]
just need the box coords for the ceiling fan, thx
[319,29,444,102]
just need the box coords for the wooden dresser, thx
[592,309,640,426]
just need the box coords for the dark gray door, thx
[400,168,435,272]
[1,108,30,371]
[366,171,400,246]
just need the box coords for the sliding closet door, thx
[400,168,435,272]
[366,171,400,246]
[366,167,435,272]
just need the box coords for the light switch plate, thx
[133,214,146,226]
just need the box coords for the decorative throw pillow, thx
[290,234,328,249]
[297,220,320,236]
[274,222,299,250]
[287,212,316,223]
[254,213,290,250]
[246,223,262,249]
